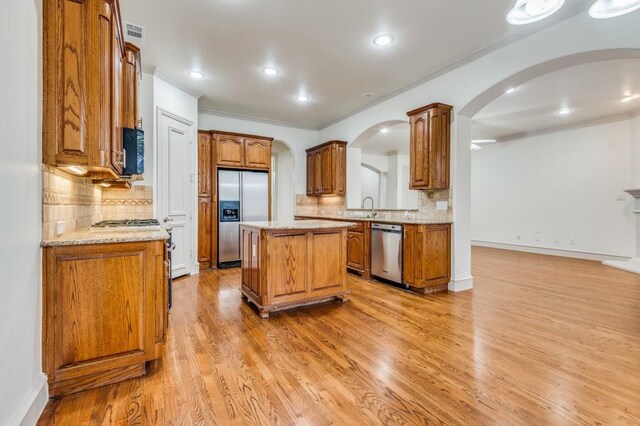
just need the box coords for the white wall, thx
[198,112,319,195]
[631,115,640,187]
[471,120,635,258]
[272,142,295,221]
[0,0,48,424]
[360,166,381,208]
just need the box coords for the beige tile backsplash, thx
[42,165,154,239]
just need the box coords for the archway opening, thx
[271,140,296,221]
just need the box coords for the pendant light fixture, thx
[589,0,640,18]
[507,0,565,25]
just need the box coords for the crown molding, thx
[317,2,592,131]
[493,110,640,143]
[142,65,204,99]
[198,107,318,131]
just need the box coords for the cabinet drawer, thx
[348,221,364,232]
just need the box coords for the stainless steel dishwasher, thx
[371,223,404,286]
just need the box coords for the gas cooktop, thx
[90,219,161,231]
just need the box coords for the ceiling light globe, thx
[373,34,394,47]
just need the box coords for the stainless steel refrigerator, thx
[218,170,269,268]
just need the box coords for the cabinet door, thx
[409,113,429,188]
[428,108,451,189]
[198,133,212,196]
[245,139,271,169]
[110,23,124,174]
[321,146,333,194]
[122,44,140,130]
[309,231,344,292]
[424,225,451,285]
[403,225,417,286]
[334,144,347,195]
[217,135,244,167]
[198,197,212,267]
[313,150,323,194]
[306,152,315,195]
[347,231,365,271]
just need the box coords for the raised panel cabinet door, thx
[217,135,245,167]
[334,144,347,195]
[403,225,416,286]
[321,146,333,194]
[268,233,308,301]
[309,231,343,291]
[306,152,315,195]
[409,113,428,188]
[424,224,452,285]
[110,17,124,175]
[245,139,271,169]
[347,231,365,271]
[198,197,212,267]
[198,133,212,196]
[428,108,451,189]
[313,150,323,194]
[122,43,140,130]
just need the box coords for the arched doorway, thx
[271,140,296,221]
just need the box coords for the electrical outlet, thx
[436,201,448,211]
[56,221,64,237]
[570,237,576,245]
[534,232,541,242]
[516,235,521,241]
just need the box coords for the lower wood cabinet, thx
[403,224,451,293]
[240,225,349,318]
[43,240,168,397]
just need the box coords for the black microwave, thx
[123,128,144,175]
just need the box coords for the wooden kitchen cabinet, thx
[306,141,347,196]
[43,0,138,180]
[214,131,273,169]
[198,131,215,270]
[403,223,451,293]
[407,103,453,190]
[43,240,168,397]
[122,43,141,130]
[347,231,365,271]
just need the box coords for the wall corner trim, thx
[448,276,473,292]
[11,373,48,426]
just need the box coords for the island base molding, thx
[241,290,350,318]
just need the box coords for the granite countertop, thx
[295,214,452,225]
[41,228,170,247]
[240,220,357,230]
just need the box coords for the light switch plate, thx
[436,201,448,211]
[56,221,64,237]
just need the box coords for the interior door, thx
[158,110,193,278]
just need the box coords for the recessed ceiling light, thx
[505,87,518,94]
[296,94,310,102]
[507,0,565,25]
[379,128,389,133]
[262,67,279,76]
[589,0,640,19]
[362,92,375,97]
[621,94,640,102]
[471,144,483,151]
[373,34,394,47]
[472,139,497,144]
[188,70,205,80]
[557,108,571,115]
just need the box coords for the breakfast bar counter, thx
[239,220,355,318]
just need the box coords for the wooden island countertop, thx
[240,221,354,318]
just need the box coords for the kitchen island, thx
[240,220,355,318]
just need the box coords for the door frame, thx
[156,107,198,276]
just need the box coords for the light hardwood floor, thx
[38,247,640,425]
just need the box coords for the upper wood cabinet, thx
[213,131,272,169]
[43,0,139,179]
[306,141,347,196]
[403,223,451,293]
[122,42,141,130]
[407,103,452,190]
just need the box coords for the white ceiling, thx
[472,59,640,140]
[120,0,592,129]
[361,124,410,155]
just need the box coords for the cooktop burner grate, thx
[91,219,161,228]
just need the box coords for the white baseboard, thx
[11,373,48,426]
[448,276,473,292]
[603,258,640,275]
[472,240,630,262]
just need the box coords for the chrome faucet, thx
[361,197,377,218]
